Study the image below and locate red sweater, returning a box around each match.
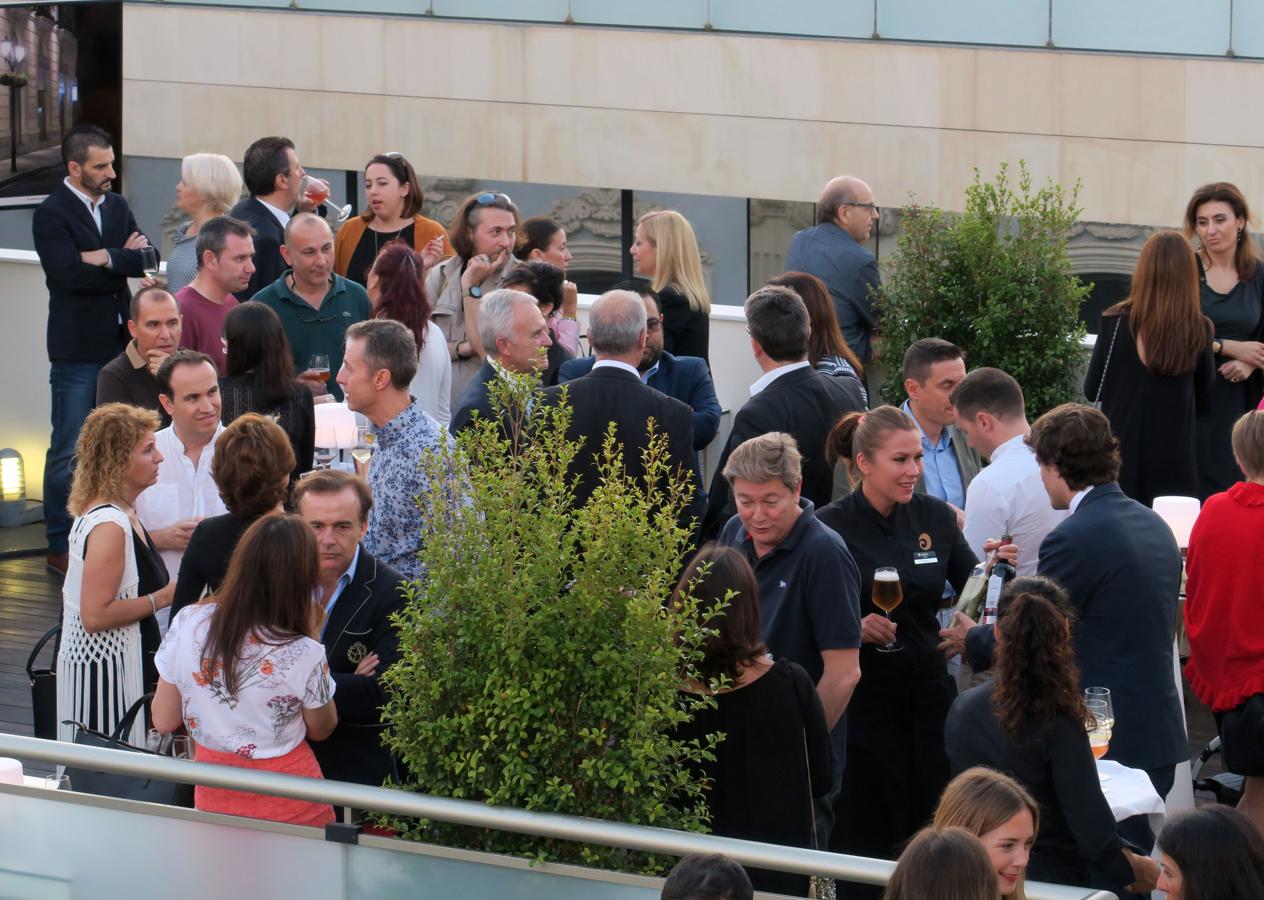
[1185,481,1264,711]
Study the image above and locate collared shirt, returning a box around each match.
[641,360,660,384]
[749,360,812,397]
[258,197,291,230]
[903,400,966,509]
[253,272,372,402]
[321,544,361,639]
[592,359,641,378]
[1068,487,1094,515]
[962,434,1067,577]
[95,341,170,425]
[64,176,103,233]
[136,422,229,586]
[364,397,458,582]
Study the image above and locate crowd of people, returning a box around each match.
[33,121,1264,896]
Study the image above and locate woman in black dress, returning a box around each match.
[170,414,294,619]
[1084,231,1214,506]
[944,576,1156,896]
[815,406,984,871]
[630,210,711,363]
[219,302,314,485]
[670,544,832,898]
[1183,182,1264,497]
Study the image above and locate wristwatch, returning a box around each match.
[1213,339,1224,355]
[465,285,483,299]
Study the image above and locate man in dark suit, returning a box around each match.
[293,470,407,788]
[700,285,866,542]
[450,289,553,434]
[947,404,1186,807]
[558,282,721,451]
[33,125,155,575]
[544,289,701,525]
[229,135,306,299]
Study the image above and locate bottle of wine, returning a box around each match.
[981,533,1016,625]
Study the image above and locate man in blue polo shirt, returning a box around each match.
[716,431,862,847]
[254,213,371,401]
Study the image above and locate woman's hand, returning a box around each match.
[1220,359,1254,383]
[860,613,898,646]
[561,280,579,319]
[1222,339,1264,369]
[153,583,176,610]
[419,236,445,271]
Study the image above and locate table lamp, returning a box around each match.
[1152,496,1201,552]
[313,403,358,466]
[0,448,25,528]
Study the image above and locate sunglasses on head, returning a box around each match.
[474,191,513,208]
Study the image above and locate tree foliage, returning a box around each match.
[380,371,718,872]
[876,162,1091,416]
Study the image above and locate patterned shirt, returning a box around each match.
[364,398,457,582]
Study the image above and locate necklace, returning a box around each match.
[373,224,405,257]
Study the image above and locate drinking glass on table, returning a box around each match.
[43,774,71,791]
[169,735,193,760]
[351,425,374,476]
[146,728,172,755]
[872,566,904,653]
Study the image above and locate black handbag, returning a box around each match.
[63,693,195,807]
[26,624,60,741]
[1219,694,1264,776]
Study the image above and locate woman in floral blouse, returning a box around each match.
[153,513,338,826]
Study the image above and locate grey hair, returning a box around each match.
[722,432,802,492]
[478,289,538,357]
[345,319,418,389]
[589,289,647,355]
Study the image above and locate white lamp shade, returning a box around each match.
[313,403,358,450]
[0,448,23,501]
[1152,496,1201,549]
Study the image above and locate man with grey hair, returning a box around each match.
[700,284,866,542]
[450,289,553,434]
[544,289,700,523]
[785,175,882,365]
[336,318,455,581]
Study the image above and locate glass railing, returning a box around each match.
[128,0,1261,59]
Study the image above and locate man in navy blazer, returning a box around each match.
[557,283,721,451]
[33,125,155,574]
[229,136,307,299]
[946,405,1186,803]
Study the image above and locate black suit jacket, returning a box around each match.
[545,366,702,527]
[701,365,865,541]
[229,196,287,300]
[309,548,407,787]
[450,360,498,434]
[964,483,1186,772]
[33,183,149,362]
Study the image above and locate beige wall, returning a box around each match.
[122,5,1264,227]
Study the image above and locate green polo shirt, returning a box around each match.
[254,271,371,401]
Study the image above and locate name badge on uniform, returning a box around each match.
[913,550,939,565]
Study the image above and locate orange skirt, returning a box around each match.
[194,741,335,827]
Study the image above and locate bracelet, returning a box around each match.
[147,593,157,614]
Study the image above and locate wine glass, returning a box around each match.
[299,175,352,223]
[1085,687,1114,730]
[872,567,904,654]
[1086,697,1112,785]
[140,246,159,279]
[351,425,374,475]
[43,774,71,791]
[302,353,331,387]
[169,735,193,760]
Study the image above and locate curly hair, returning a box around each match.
[210,414,295,518]
[992,576,1087,742]
[1026,403,1120,490]
[68,404,161,517]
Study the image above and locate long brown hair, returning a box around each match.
[672,544,768,683]
[992,577,1087,742]
[1184,181,1261,281]
[935,768,1040,900]
[884,827,1001,900]
[768,271,864,379]
[202,513,320,697]
[1104,230,1210,377]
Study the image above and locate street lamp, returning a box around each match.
[1,36,27,175]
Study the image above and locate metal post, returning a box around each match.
[620,188,634,282]
[8,84,16,174]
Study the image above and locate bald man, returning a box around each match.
[254,212,372,401]
[785,175,882,364]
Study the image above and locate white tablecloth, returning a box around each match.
[1099,760,1166,822]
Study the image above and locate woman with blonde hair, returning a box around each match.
[166,153,243,294]
[1084,229,1213,505]
[57,403,176,746]
[935,768,1039,898]
[630,210,711,363]
[883,827,1001,900]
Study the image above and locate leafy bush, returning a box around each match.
[876,162,1091,416]
[380,372,718,872]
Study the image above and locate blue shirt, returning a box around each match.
[321,544,360,639]
[903,400,966,509]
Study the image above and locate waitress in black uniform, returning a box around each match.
[816,405,983,874]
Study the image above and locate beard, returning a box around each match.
[80,171,112,197]
[639,344,663,373]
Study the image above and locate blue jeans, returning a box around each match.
[45,360,105,553]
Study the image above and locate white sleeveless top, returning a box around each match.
[56,504,146,746]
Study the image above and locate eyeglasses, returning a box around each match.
[843,201,879,212]
[646,317,662,333]
[474,191,513,208]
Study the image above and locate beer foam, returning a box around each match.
[874,569,900,582]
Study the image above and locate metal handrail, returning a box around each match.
[0,732,1114,899]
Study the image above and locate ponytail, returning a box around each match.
[825,404,916,486]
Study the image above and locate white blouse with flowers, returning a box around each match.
[155,604,335,760]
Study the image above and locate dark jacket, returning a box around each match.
[34,182,150,362]
[310,548,408,787]
[450,360,498,435]
[785,222,881,363]
[702,365,865,541]
[228,196,287,300]
[964,483,1186,772]
[558,351,722,450]
[543,365,702,527]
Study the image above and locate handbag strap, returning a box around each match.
[802,731,819,850]
[26,623,61,678]
[1094,318,1121,405]
[109,691,155,743]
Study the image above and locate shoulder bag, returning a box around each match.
[1091,318,1121,410]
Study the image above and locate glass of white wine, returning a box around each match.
[351,425,374,475]
[140,246,159,280]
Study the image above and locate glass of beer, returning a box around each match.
[301,353,331,388]
[1086,697,1112,784]
[872,566,903,654]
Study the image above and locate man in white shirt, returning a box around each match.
[136,350,228,626]
[949,367,1067,575]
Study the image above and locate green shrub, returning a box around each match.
[380,371,719,872]
[876,161,1091,416]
